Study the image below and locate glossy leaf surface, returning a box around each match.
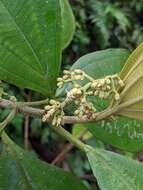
[61,0,75,49]
[0,0,62,96]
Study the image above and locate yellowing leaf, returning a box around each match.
[116,43,143,120]
[120,43,143,80]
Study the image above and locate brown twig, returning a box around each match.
[24,114,30,149]
[24,91,32,149]
[52,143,74,165]
[0,98,118,124]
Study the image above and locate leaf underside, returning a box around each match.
[86,146,143,190]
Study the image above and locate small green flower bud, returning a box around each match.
[71,71,75,75]
[86,91,93,95]
[74,110,80,115]
[57,117,62,126]
[106,85,111,90]
[57,78,63,82]
[74,69,83,74]
[105,78,111,84]
[81,98,86,104]
[52,117,57,126]
[44,105,51,110]
[100,79,105,86]
[74,75,83,80]
[42,113,50,122]
[85,110,90,114]
[94,91,99,96]
[50,99,57,105]
[91,80,98,88]
[97,83,102,87]
[48,108,55,115]
[115,92,120,101]
[69,88,82,98]
[118,79,124,87]
[63,70,70,75]
[63,75,69,80]
[57,82,63,88]
[101,86,107,91]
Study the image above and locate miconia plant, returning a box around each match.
[0,1,143,190]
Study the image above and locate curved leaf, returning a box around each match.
[57,48,130,96]
[61,0,75,49]
[0,0,62,96]
[0,132,88,190]
[85,146,143,190]
[72,49,129,78]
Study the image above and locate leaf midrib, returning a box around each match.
[0,0,44,75]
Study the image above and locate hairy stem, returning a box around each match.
[52,125,86,151]
[18,98,49,107]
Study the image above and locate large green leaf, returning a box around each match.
[0,132,88,190]
[71,48,143,152]
[85,146,143,190]
[0,0,62,96]
[61,0,75,49]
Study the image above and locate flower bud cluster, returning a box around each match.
[67,88,83,99]
[42,100,64,127]
[66,87,97,119]
[74,98,97,119]
[57,69,85,88]
[90,75,124,101]
[43,69,125,126]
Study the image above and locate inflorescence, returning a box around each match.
[42,69,125,126]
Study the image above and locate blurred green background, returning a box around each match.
[1,0,143,189]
